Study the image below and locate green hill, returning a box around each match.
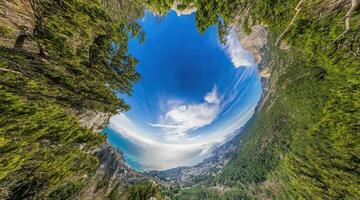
[1,0,359,199]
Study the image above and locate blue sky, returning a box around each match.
[104,11,262,171]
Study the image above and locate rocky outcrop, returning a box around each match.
[258,67,271,78]
[80,141,145,199]
[230,12,271,86]
[231,20,272,111]
[97,142,143,185]
[74,110,147,199]
[171,1,196,16]
[233,25,268,65]
[0,0,38,52]
[74,109,147,199]
[78,111,112,133]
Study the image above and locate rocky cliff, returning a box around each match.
[75,100,146,199]
[79,141,145,199]
[232,21,275,113]
[78,111,112,133]
[0,0,152,199]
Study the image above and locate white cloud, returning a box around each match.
[204,86,220,104]
[106,27,262,170]
[225,29,255,68]
[149,87,220,139]
[109,104,257,171]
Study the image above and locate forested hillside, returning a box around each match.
[1,0,359,199]
[0,0,159,199]
[145,0,360,199]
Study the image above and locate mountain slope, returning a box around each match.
[0,0,160,199]
[144,0,359,199]
[1,0,359,199]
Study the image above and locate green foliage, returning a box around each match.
[108,181,165,200]
[1,0,359,199]
[145,0,175,15]
[0,0,145,199]
[47,178,87,200]
[26,0,143,113]
[214,58,330,186]
[0,89,105,199]
[147,0,360,199]
[125,181,163,200]
[145,0,231,42]
[171,186,250,200]
[0,25,13,37]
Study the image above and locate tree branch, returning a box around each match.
[0,67,23,75]
[275,0,304,47]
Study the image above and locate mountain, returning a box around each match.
[1,0,359,199]
[79,141,145,199]
[145,17,273,189]
[144,0,359,199]
[0,0,164,199]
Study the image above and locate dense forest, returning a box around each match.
[0,0,161,199]
[145,0,360,199]
[1,0,359,199]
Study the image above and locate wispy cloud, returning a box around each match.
[149,87,221,139]
[225,29,254,68]
[107,25,261,171]
[109,104,257,170]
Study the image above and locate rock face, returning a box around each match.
[231,23,272,111]
[97,142,143,184]
[78,111,112,133]
[171,1,196,16]
[75,111,147,199]
[0,0,38,52]
[74,109,147,199]
[231,23,271,92]
[80,141,145,199]
[233,25,268,65]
